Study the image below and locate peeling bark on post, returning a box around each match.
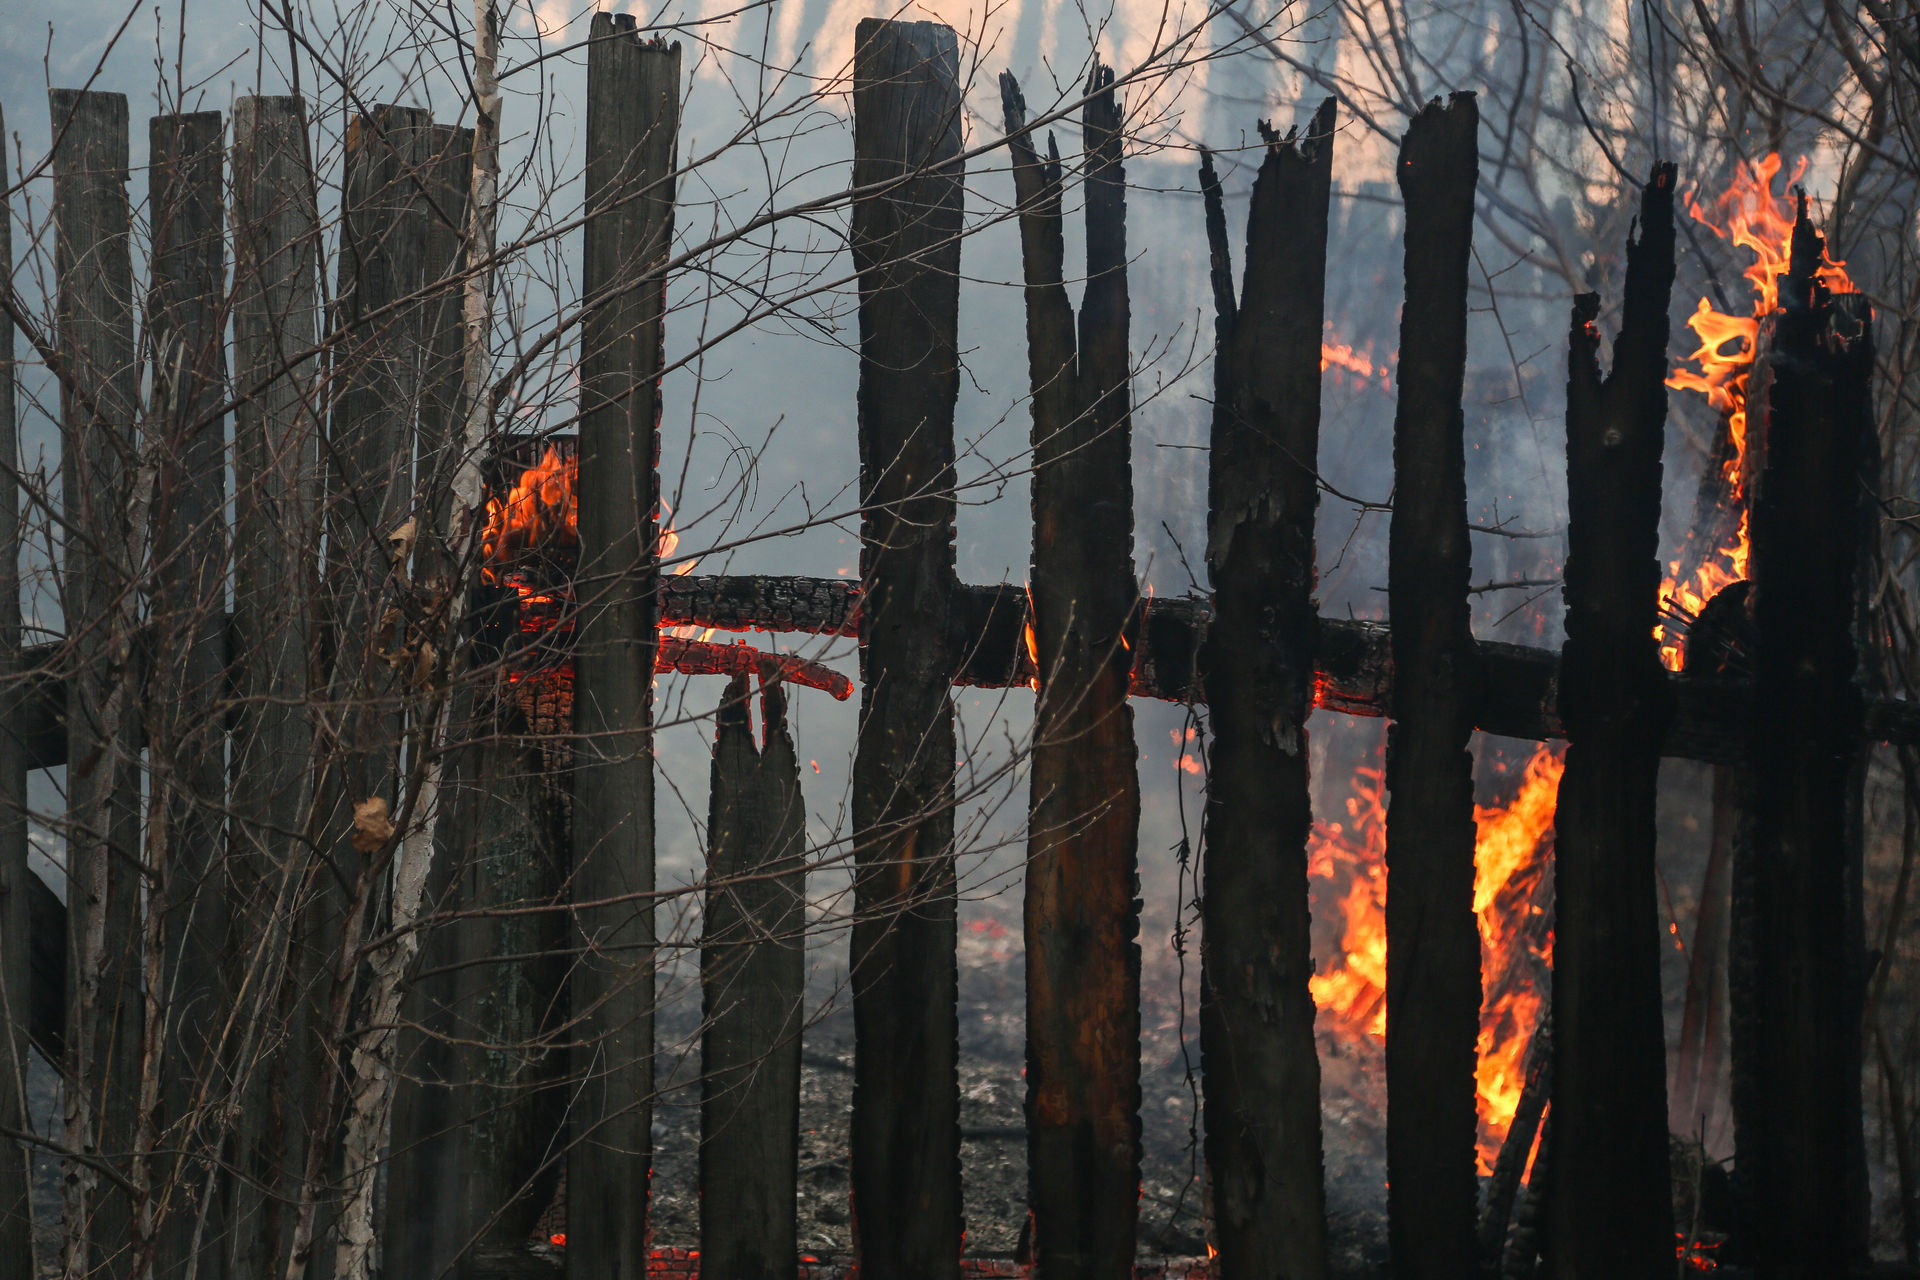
[50,87,143,1279]
[1549,164,1678,1279]
[847,20,964,1277]
[147,107,232,1279]
[1195,101,1336,1280]
[701,674,806,1279]
[227,93,323,1280]
[1732,203,1874,1278]
[1383,92,1482,1280]
[571,18,679,1276]
[0,97,31,1275]
[999,67,1143,1279]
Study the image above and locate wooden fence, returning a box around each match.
[0,13,1897,1280]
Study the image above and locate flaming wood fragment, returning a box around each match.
[1550,164,1680,1274]
[656,637,851,701]
[1193,105,1333,1280]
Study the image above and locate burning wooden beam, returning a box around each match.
[1193,104,1335,1280]
[1382,92,1482,1278]
[1732,198,1875,1271]
[1001,65,1144,1274]
[847,20,966,1274]
[701,674,807,1278]
[1549,164,1679,1272]
[570,17,679,1273]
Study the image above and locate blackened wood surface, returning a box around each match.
[0,97,29,1272]
[847,20,964,1278]
[1195,103,1334,1280]
[701,675,806,1279]
[1478,1013,1550,1270]
[50,87,143,1276]
[1001,67,1142,1279]
[147,108,232,1279]
[571,19,678,1277]
[1732,207,1874,1278]
[1548,165,1677,1279]
[1383,92,1482,1280]
[227,94,323,1280]
[415,124,474,578]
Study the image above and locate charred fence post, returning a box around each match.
[1383,92,1482,1280]
[1548,164,1679,1278]
[998,67,1143,1277]
[50,87,144,1275]
[571,17,679,1275]
[701,674,807,1278]
[1732,202,1874,1277]
[0,98,29,1273]
[227,93,323,1279]
[1193,102,1336,1280]
[147,108,232,1278]
[847,19,965,1277]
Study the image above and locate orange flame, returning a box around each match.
[1658,154,1854,669]
[481,444,577,584]
[1321,330,1392,389]
[1309,744,1563,1170]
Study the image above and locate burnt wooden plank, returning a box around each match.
[847,19,965,1277]
[226,93,324,1280]
[1731,202,1875,1277]
[1382,92,1482,1279]
[1195,102,1336,1280]
[701,674,806,1279]
[414,124,475,578]
[146,107,232,1278]
[571,17,679,1275]
[0,96,29,1271]
[1000,66,1142,1278]
[50,86,144,1276]
[1548,165,1678,1277]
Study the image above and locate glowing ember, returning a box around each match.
[1320,329,1392,390]
[1309,743,1563,1170]
[1658,154,1854,670]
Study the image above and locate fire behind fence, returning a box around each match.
[0,13,1902,1280]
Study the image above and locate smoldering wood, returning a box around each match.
[226,92,324,1280]
[146,107,233,1278]
[700,675,806,1279]
[1730,203,1875,1273]
[847,19,965,1275]
[1193,103,1334,1280]
[0,96,29,1270]
[50,86,144,1274]
[1001,66,1143,1277]
[14,576,1920,776]
[1382,92,1483,1280]
[570,18,679,1274]
[1548,165,1678,1277]
[1478,1013,1551,1270]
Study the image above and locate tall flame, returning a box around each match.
[1657,154,1854,669]
[1308,742,1564,1170]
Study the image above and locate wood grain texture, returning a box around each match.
[147,107,232,1279]
[571,18,679,1277]
[1196,102,1336,1280]
[1001,66,1142,1280]
[227,93,324,1280]
[1382,92,1482,1280]
[1547,164,1678,1279]
[701,675,806,1279]
[847,20,965,1278]
[50,86,143,1277]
